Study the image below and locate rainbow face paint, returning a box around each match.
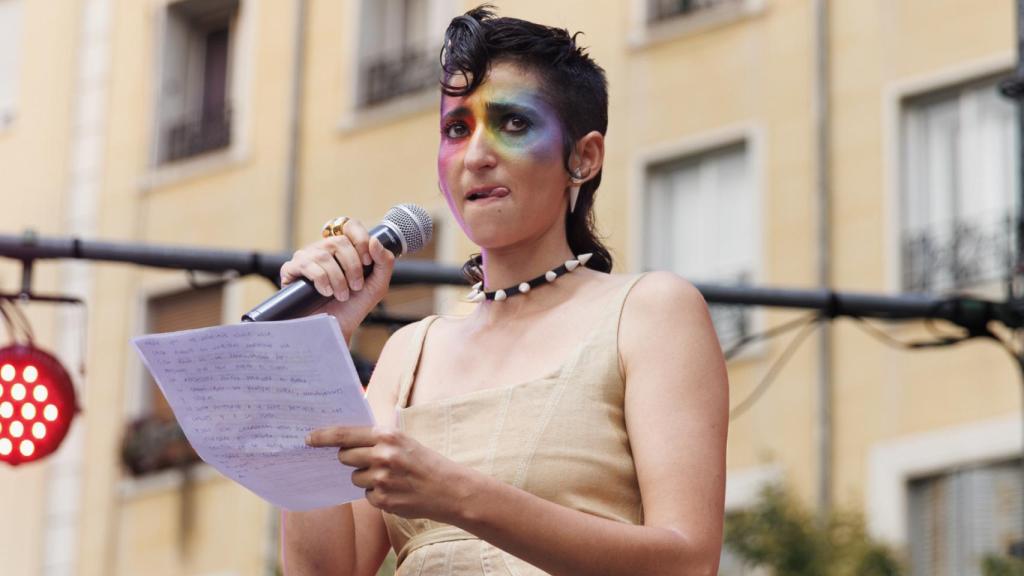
[439,90,563,161]
[436,63,573,244]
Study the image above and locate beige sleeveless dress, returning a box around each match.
[383,274,646,575]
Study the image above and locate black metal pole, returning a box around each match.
[1,232,1020,332]
[0,232,466,287]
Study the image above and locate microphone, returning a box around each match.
[242,204,433,322]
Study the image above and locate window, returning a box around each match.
[0,0,22,126]
[124,286,224,476]
[644,143,757,345]
[144,285,224,419]
[156,0,238,164]
[357,0,450,108]
[907,459,1023,576]
[901,77,1019,295]
[647,0,741,24]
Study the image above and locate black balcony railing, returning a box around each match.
[164,104,232,163]
[648,0,737,23]
[902,213,1017,294]
[706,271,753,345]
[360,47,439,108]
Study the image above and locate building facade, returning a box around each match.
[0,1,1019,574]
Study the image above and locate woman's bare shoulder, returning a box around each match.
[617,271,715,358]
[626,271,706,309]
[364,317,433,413]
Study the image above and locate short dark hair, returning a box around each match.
[440,5,614,282]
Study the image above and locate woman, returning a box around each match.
[281,7,728,575]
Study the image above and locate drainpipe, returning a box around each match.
[283,0,307,253]
[813,0,833,520]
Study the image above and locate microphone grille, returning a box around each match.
[383,204,433,254]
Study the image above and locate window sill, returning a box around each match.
[118,462,222,501]
[629,0,765,50]
[140,145,248,192]
[338,88,438,135]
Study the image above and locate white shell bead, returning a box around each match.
[494,289,508,301]
[519,282,531,293]
[472,281,483,290]
[466,289,480,300]
[545,270,558,282]
[565,259,580,272]
[471,291,487,302]
[577,253,593,265]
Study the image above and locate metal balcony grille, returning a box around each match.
[901,213,1017,293]
[648,0,737,23]
[164,105,232,163]
[708,272,753,346]
[360,47,439,108]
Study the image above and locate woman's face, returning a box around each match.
[438,62,569,250]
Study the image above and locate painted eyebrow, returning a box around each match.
[484,101,540,117]
[441,101,541,122]
[441,106,470,122]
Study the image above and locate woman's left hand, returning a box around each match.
[306,426,471,523]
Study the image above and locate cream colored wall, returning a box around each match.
[79,0,300,574]
[0,1,82,575]
[829,0,1019,511]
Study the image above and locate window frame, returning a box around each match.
[628,0,765,49]
[866,414,1023,548]
[143,0,255,190]
[883,53,1015,295]
[898,74,1018,297]
[632,123,766,359]
[338,0,456,132]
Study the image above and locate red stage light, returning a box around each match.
[0,345,78,466]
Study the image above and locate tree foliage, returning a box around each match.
[724,485,902,576]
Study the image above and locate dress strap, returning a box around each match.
[554,272,648,380]
[396,315,440,409]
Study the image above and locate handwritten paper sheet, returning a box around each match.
[131,314,375,511]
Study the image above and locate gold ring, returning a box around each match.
[321,216,350,238]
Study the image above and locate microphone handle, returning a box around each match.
[242,222,402,323]
[240,263,373,323]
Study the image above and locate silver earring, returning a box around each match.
[569,168,585,214]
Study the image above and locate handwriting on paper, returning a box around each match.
[132,314,375,511]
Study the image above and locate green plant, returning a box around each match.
[724,485,902,576]
[983,553,1024,576]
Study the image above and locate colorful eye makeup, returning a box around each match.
[439,87,563,162]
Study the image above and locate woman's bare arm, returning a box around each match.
[281,323,417,575]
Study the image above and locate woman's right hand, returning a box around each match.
[279,219,396,342]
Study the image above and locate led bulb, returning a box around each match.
[0,438,11,456]
[43,404,58,422]
[21,403,36,420]
[23,366,37,383]
[19,439,34,457]
[33,385,47,402]
[0,364,13,382]
[11,383,25,401]
[10,421,23,438]
[32,422,46,439]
